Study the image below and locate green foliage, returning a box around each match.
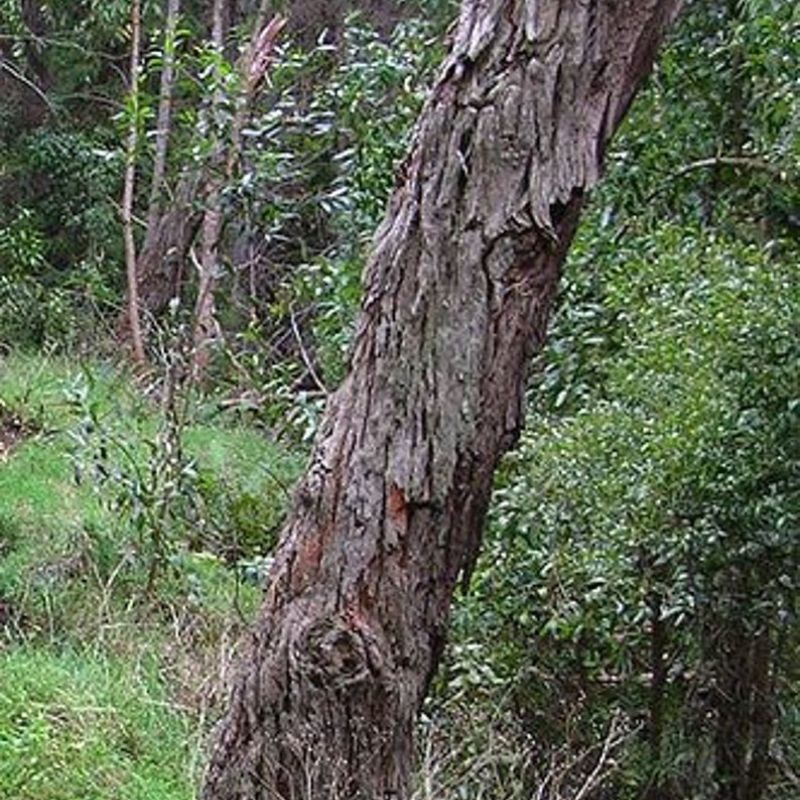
[0,2,798,797]
[456,225,800,795]
[67,367,198,592]
[12,129,122,268]
[437,11,800,790]
[0,512,20,559]
[327,16,443,236]
[0,210,54,347]
[223,15,445,437]
[64,343,299,590]
[193,466,285,564]
[0,280,77,352]
[438,15,798,794]
[0,352,290,625]
[0,209,46,275]
[603,0,799,237]
[0,131,121,351]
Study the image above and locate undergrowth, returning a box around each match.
[0,351,302,797]
[0,648,193,800]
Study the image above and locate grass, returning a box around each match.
[0,648,195,800]
[0,351,303,798]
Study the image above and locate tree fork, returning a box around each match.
[202,2,684,798]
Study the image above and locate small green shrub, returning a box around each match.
[194,468,284,562]
[66,362,198,594]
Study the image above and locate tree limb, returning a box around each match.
[0,57,54,112]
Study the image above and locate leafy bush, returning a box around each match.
[222,15,445,438]
[65,349,201,593]
[0,209,110,351]
[193,466,288,563]
[455,225,800,798]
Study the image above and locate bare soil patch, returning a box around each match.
[0,405,33,460]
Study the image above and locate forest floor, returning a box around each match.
[0,405,33,461]
[0,352,302,800]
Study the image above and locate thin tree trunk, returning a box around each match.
[714,620,753,800]
[191,7,286,378]
[714,621,775,800]
[202,2,684,798]
[145,0,181,233]
[128,2,284,337]
[646,591,669,800]
[190,0,228,379]
[122,0,146,365]
[746,630,774,800]
[119,0,181,350]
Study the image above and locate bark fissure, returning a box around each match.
[202,2,684,798]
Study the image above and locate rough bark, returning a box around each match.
[202,2,684,798]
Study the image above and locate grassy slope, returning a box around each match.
[0,353,300,799]
[0,649,193,800]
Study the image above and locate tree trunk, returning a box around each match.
[119,0,182,350]
[127,1,282,342]
[646,591,669,800]
[190,0,228,378]
[202,2,684,798]
[122,0,146,365]
[714,622,775,800]
[145,0,181,234]
[746,630,774,800]
[190,7,286,378]
[136,171,201,316]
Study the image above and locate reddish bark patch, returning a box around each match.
[291,532,324,592]
[388,484,408,525]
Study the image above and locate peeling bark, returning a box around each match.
[202,2,684,798]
